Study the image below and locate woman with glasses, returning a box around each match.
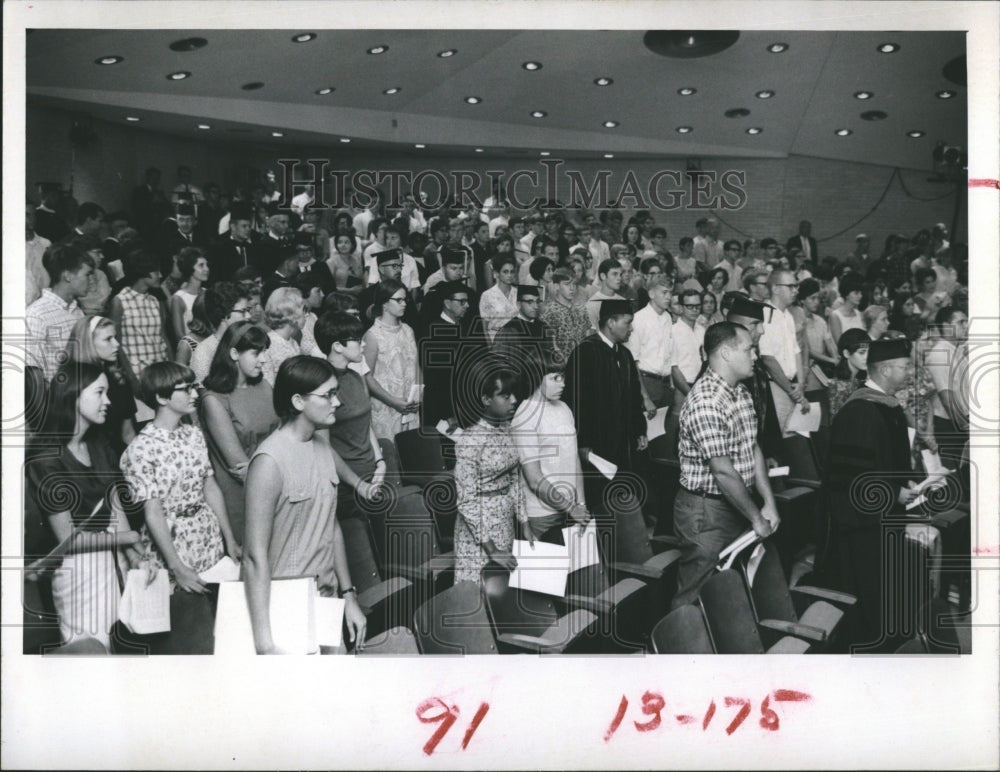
[828,329,871,419]
[189,282,251,382]
[260,287,307,387]
[201,322,279,546]
[243,356,368,654]
[120,361,241,653]
[363,280,420,441]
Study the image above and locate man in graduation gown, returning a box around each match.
[563,299,648,560]
[492,284,553,395]
[358,248,420,331]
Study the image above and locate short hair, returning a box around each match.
[440,281,470,302]
[678,236,694,249]
[704,321,745,358]
[314,311,365,357]
[743,269,767,291]
[709,266,730,286]
[639,257,661,275]
[724,239,742,252]
[44,361,107,440]
[934,306,964,328]
[429,216,449,235]
[204,282,247,329]
[322,292,360,315]
[176,246,206,282]
[797,277,821,298]
[760,238,777,249]
[597,258,620,279]
[839,271,866,298]
[695,217,708,229]
[333,231,358,254]
[139,361,196,410]
[520,347,566,397]
[372,278,406,319]
[126,250,160,283]
[491,253,516,274]
[528,257,554,281]
[649,227,666,239]
[76,202,105,226]
[914,267,937,286]
[233,265,262,284]
[203,322,271,394]
[42,243,88,285]
[598,302,633,329]
[550,267,574,284]
[265,286,306,329]
[647,275,673,292]
[681,288,702,303]
[272,355,337,421]
[837,327,871,356]
[862,304,888,330]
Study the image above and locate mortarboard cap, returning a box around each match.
[867,338,910,367]
[727,295,766,322]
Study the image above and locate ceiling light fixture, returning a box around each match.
[676,126,693,134]
[907,130,925,138]
[746,127,763,135]
[540,151,551,156]
[755,90,775,99]
[877,43,900,53]
[242,82,264,91]
[169,37,208,52]
[292,33,316,43]
[167,71,191,80]
[678,87,697,96]
[125,116,140,122]
[415,144,425,149]
[835,128,853,136]
[437,49,457,58]
[197,124,211,130]
[594,77,613,86]
[383,87,401,95]
[522,62,542,71]
[767,43,788,53]
[464,96,482,104]
[644,30,740,58]
[272,131,284,137]
[340,138,351,143]
[530,110,547,118]
[602,120,619,128]
[474,148,484,153]
[936,90,956,99]
[854,91,874,100]
[604,153,615,159]
[95,55,123,65]
[315,87,335,95]
[367,45,388,55]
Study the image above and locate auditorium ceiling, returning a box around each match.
[26,29,967,170]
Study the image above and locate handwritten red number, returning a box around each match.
[723,697,751,735]
[759,695,780,731]
[633,691,665,732]
[461,703,490,750]
[774,689,812,703]
[416,698,459,756]
[702,699,716,730]
[604,695,629,742]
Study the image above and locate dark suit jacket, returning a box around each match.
[253,233,293,275]
[210,236,260,282]
[420,317,465,426]
[785,234,819,261]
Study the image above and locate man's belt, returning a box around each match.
[680,486,724,501]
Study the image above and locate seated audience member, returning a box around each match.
[327,231,364,296]
[189,283,251,382]
[913,267,948,322]
[175,294,212,367]
[109,251,170,383]
[863,303,890,341]
[828,329,870,419]
[261,247,301,308]
[201,322,279,545]
[453,362,523,583]
[120,361,241,654]
[672,322,780,608]
[27,363,142,651]
[362,280,421,440]
[168,247,209,343]
[72,239,113,316]
[26,242,90,381]
[698,289,724,327]
[243,356,368,654]
[670,289,707,416]
[479,254,519,344]
[829,271,866,343]
[510,352,591,542]
[64,315,138,453]
[260,287,307,387]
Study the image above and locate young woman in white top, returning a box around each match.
[828,271,866,343]
[169,247,209,343]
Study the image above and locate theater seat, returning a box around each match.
[650,605,716,654]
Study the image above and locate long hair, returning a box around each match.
[203,322,271,394]
[44,362,106,442]
[64,315,129,387]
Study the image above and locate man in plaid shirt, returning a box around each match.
[671,321,781,609]
[25,242,90,381]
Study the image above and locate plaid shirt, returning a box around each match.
[117,287,168,376]
[25,289,84,381]
[678,365,757,495]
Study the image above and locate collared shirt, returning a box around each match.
[588,238,611,266]
[719,259,743,293]
[759,304,801,380]
[626,302,674,377]
[678,366,757,495]
[864,378,886,394]
[671,319,705,383]
[117,287,169,377]
[26,233,52,305]
[25,288,84,380]
[488,215,509,238]
[692,235,723,269]
[924,338,967,420]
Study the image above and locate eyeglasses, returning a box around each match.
[381,263,402,269]
[774,283,799,289]
[172,382,199,394]
[683,303,703,309]
[449,298,471,305]
[229,306,251,317]
[306,389,340,402]
[389,295,407,303]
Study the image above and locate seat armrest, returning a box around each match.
[497,610,598,653]
[759,618,827,643]
[774,487,817,504]
[565,578,646,616]
[650,534,680,549]
[791,585,857,607]
[643,549,681,574]
[784,477,821,490]
[358,577,412,611]
[611,561,661,581]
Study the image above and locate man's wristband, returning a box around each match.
[340,586,357,598]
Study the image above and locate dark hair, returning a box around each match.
[934,305,964,329]
[743,269,767,292]
[373,278,406,318]
[314,310,364,356]
[529,257,554,281]
[521,347,565,397]
[233,265,262,284]
[681,288,702,303]
[76,202,105,226]
[333,231,358,254]
[839,271,866,299]
[205,282,247,330]
[203,322,270,394]
[598,302,633,329]
[491,253,516,274]
[797,277,821,299]
[366,217,388,239]
[176,246,206,282]
[914,267,936,287]
[679,236,694,250]
[597,258,619,279]
[709,266,730,286]
[440,281,470,302]
[723,239,742,252]
[126,250,159,283]
[138,361,196,410]
[186,293,212,337]
[44,362,106,441]
[322,292,360,315]
[272,356,337,422]
[42,243,88,285]
[703,322,745,358]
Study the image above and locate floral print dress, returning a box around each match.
[453,419,526,583]
[368,318,418,440]
[120,422,224,588]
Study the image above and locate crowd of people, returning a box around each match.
[23,165,972,654]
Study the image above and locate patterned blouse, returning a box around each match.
[261,331,301,387]
[540,298,593,366]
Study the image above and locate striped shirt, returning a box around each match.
[678,365,757,495]
[25,289,84,380]
[117,287,168,376]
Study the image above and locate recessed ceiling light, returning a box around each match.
[604,153,615,159]
[936,90,956,99]
[167,71,191,80]
[861,110,888,121]
[169,37,208,52]
[854,91,874,100]
[530,110,547,118]
[594,77,613,86]
[383,87,401,95]
[272,131,284,137]
[437,49,457,58]
[197,124,211,130]
[755,90,775,99]
[677,87,697,96]
[877,43,900,54]
[474,148,484,153]
[676,126,693,134]
[315,87,335,95]
[340,137,351,143]
[292,33,316,43]
[746,127,763,135]
[522,62,542,71]
[125,116,140,122]
[540,151,551,156]
[602,120,619,128]
[367,45,388,55]
[767,43,788,53]
[415,144,425,149]
[464,96,482,105]
[725,108,750,118]
[242,82,264,91]
[95,55,123,65]
[907,130,925,138]
[835,128,853,136]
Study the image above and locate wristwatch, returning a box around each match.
[339,585,357,598]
